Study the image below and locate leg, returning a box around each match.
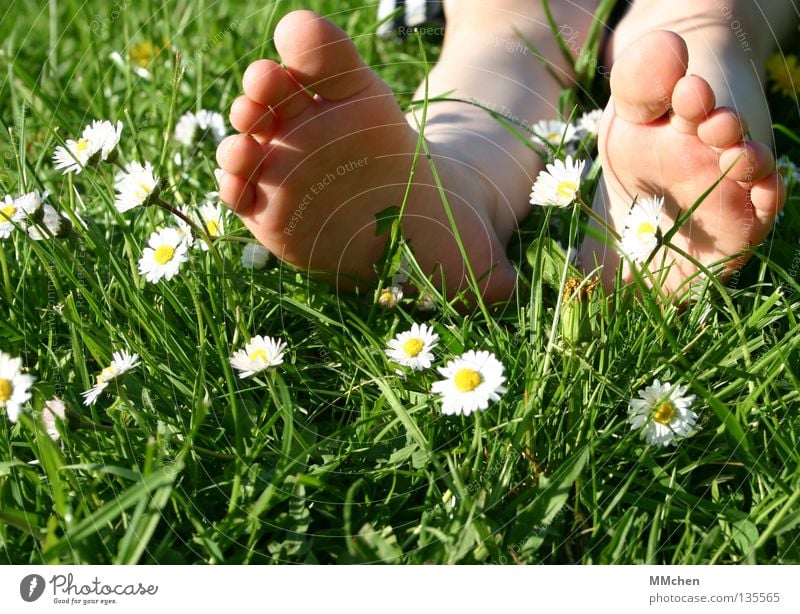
[582,0,794,293]
[217,1,599,303]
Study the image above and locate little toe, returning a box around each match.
[750,172,786,226]
[216,134,266,180]
[719,141,774,184]
[697,108,748,149]
[610,30,689,124]
[242,59,312,120]
[230,95,277,137]
[219,173,255,214]
[274,10,376,101]
[670,75,715,134]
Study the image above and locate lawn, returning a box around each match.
[1,0,799,564]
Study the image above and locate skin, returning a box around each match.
[216,0,794,302]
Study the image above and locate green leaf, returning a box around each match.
[526,237,580,290]
[508,446,590,548]
[374,206,401,237]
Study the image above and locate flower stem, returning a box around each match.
[578,198,620,241]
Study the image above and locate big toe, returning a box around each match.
[274,10,377,101]
[610,30,689,124]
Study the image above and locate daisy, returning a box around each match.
[386,323,439,370]
[173,206,195,248]
[0,351,35,423]
[531,119,578,150]
[431,350,507,416]
[174,110,227,147]
[197,200,225,251]
[114,161,160,212]
[28,204,70,240]
[378,285,403,308]
[138,227,189,283]
[14,189,47,218]
[241,243,270,269]
[214,168,226,186]
[229,335,287,378]
[577,109,603,139]
[82,350,140,406]
[619,196,664,264]
[53,120,123,174]
[416,291,436,312]
[627,379,698,447]
[529,155,586,208]
[43,397,66,441]
[0,195,27,238]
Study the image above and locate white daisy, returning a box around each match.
[416,291,437,312]
[431,350,507,416]
[619,196,664,264]
[0,351,35,423]
[173,206,195,248]
[28,204,69,240]
[214,168,226,186]
[378,285,403,308]
[114,161,160,212]
[82,350,140,406]
[529,155,586,208]
[138,227,190,283]
[241,243,270,269]
[14,189,47,218]
[197,200,225,251]
[229,335,287,378]
[43,397,66,441]
[576,109,603,139]
[0,195,27,238]
[532,119,578,150]
[627,379,698,447]
[174,110,227,147]
[53,120,123,174]
[385,323,439,370]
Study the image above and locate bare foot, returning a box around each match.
[583,30,786,294]
[216,10,517,302]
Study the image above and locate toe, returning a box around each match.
[719,141,774,184]
[610,31,688,124]
[216,134,266,180]
[697,108,748,148]
[243,59,313,120]
[670,75,715,134]
[219,173,256,215]
[230,95,277,137]
[751,172,786,226]
[274,10,375,101]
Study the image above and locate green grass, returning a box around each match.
[1,0,800,564]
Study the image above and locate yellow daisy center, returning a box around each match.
[76,139,90,152]
[248,349,268,363]
[97,365,116,385]
[636,222,656,241]
[206,220,219,236]
[135,182,153,202]
[1,204,16,219]
[556,181,577,199]
[154,245,175,265]
[0,378,12,403]
[402,338,425,357]
[454,368,482,392]
[653,401,676,424]
[379,291,395,304]
[548,133,559,142]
